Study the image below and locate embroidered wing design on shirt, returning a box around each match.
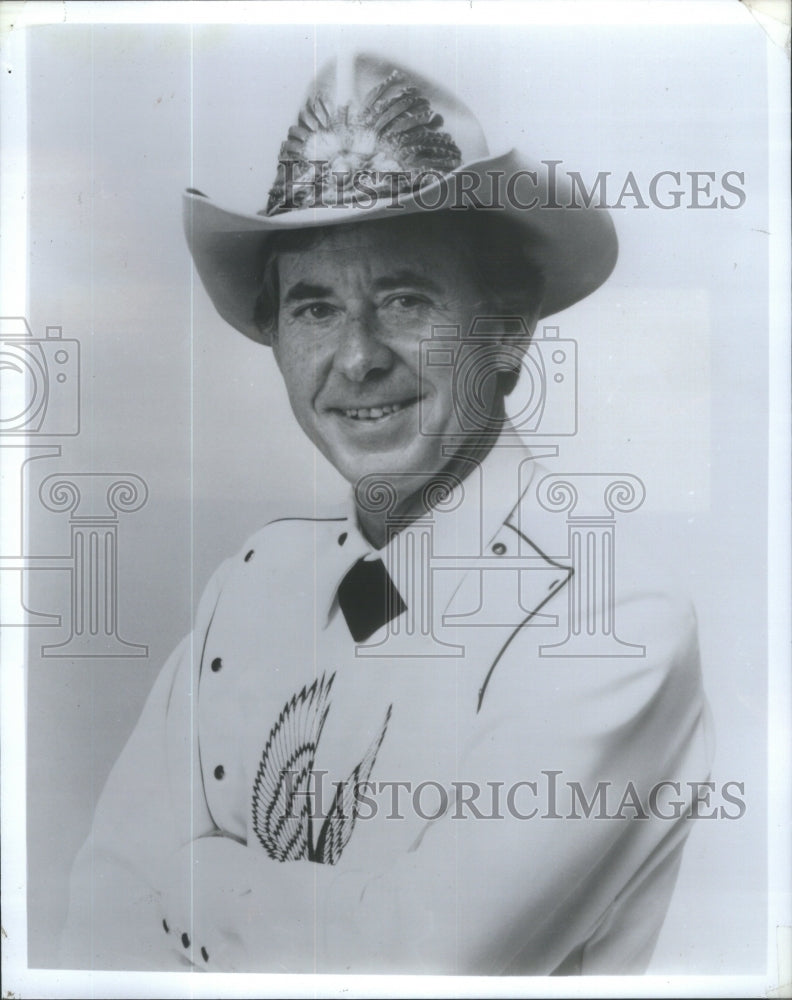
[312,703,392,865]
[251,672,392,865]
[251,673,334,861]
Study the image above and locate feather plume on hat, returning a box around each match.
[266,70,462,214]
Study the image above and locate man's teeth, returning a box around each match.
[343,401,406,420]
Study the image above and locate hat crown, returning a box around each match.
[264,52,489,216]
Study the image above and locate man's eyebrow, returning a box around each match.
[283,281,335,304]
[373,271,442,294]
[282,272,443,304]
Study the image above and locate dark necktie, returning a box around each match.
[337,557,407,642]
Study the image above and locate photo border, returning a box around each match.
[1,1,789,996]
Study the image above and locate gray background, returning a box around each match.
[23,22,768,971]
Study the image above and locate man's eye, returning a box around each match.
[381,294,431,311]
[294,302,337,320]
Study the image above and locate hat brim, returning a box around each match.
[183,149,618,345]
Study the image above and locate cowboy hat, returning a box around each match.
[183,52,618,345]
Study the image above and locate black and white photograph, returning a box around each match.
[1,1,790,996]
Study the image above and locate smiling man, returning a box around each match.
[262,213,543,545]
[60,53,712,975]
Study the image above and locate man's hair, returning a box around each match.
[253,211,546,396]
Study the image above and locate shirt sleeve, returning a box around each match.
[57,559,233,970]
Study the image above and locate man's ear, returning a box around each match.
[522,300,542,344]
[525,316,541,351]
[269,330,282,367]
[492,312,538,363]
[491,312,540,398]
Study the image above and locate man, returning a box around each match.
[61,52,712,975]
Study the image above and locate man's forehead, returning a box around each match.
[276,220,470,284]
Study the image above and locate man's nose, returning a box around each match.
[332,313,393,382]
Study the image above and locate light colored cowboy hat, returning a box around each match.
[184,52,618,346]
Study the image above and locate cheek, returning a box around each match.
[274,336,320,402]
[427,361,457,405]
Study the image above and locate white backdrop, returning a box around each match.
[8,7,777,984]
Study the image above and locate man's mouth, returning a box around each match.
[337,398,419,422]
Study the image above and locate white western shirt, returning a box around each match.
[61,432,713,974]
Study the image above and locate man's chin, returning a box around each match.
[333,450,444,500]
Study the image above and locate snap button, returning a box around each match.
[492,542,507,555]
[211,657,222,673]
[214,765,225,780]
[244,549,255,562]
[338,532,348,546]
[181,932,190,948]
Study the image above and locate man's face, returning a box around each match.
[272,220,508,498]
